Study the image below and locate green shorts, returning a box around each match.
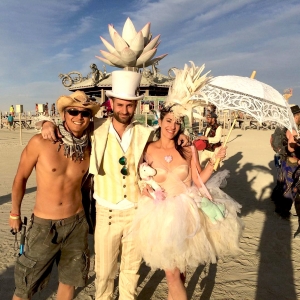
[14,210,89,299]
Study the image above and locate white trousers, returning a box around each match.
[94,204,142,300]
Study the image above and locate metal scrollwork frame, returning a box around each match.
[58,72,83,87]
[59,64,110,88]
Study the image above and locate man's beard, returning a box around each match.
[113,111,134,125]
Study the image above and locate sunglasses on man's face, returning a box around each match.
[119,156,128,176]
[66,109,91,118]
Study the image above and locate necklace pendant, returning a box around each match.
[164,155,173,163]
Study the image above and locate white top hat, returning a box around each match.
[106,70,144,101]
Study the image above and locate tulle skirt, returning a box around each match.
[131,170,243,272]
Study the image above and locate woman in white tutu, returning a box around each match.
[132,63,243,300]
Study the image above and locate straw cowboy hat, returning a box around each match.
[106,70,144,101]
[56,90,100,118]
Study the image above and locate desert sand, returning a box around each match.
[0,127,300,300]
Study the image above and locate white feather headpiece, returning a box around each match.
[164,61,211,120]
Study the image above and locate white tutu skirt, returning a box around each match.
[131,170,243,272]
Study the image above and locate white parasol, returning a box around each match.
[193,74,298,170]
[195,75,298,133]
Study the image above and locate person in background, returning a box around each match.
[10,105,15,117]
[44,102,49,116]
[100,97,113,118]
[51,103,56,116]
[271,105,300,222]
[196,111,222,168]
[7,113,14,131]
[35,103,38,116]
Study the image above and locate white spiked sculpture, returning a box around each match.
[96,17,168,70]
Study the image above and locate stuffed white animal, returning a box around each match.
[139,162,166,201]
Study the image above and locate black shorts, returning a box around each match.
[14,210,89,299]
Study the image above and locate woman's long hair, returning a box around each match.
[155,105,188,160]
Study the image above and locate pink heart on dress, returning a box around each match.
[164,155,173,163]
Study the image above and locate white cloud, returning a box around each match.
[53,16,96,46]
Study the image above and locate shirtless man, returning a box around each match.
[9,90,100,300]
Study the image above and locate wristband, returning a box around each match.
[207,159,214,167]
[10,211,20,217]
[10,215,20,220]
[207,160,215,172]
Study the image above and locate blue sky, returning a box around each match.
[0,0,299,113]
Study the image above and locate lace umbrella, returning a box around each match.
[195,75,297,133]
[193,75,298,170]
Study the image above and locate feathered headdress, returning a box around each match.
[164,61,211,120]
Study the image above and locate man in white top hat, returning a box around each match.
[90,70,150,300]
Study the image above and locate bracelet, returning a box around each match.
[9,215,20,220]
[10,211,20,217]
[207,159,214,167]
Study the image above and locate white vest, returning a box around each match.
[93,132,139,204]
